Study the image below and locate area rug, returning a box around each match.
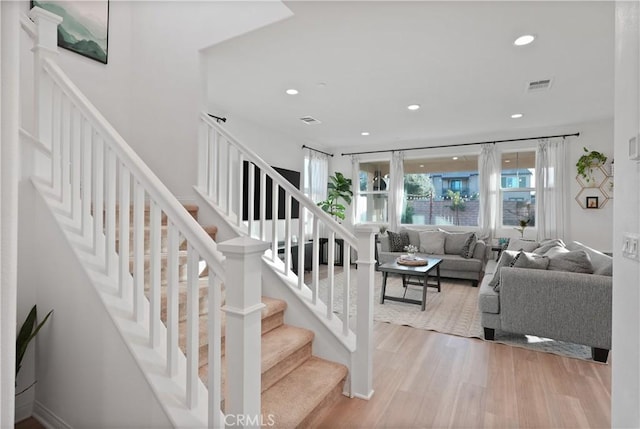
[317,269,598,362]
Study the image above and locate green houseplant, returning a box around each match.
[16,305,52,395]
[576,147,607,184]
[317,172,353,221]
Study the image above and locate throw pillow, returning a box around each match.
[387,230,410,252]
[511,251,550,270]
[418,230,446,254]
[441,231,475,255]
[533,239,566,255]
[488,250,519,291]
[401,228,423,248]
[547,250,594,274]
[507,238,539,252]
[460,233,478,259]
[566,241,613,276]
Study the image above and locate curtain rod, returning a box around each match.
[302,144,334,157]
[340,132,580,156]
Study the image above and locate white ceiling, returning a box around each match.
[204,1,614,151]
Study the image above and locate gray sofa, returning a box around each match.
[377,228,487,286]
[478,240,612,362]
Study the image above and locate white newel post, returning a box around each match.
[352,225,377,400]
[218,237,269,429]
[30,7,61,183]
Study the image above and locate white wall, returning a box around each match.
[613,2,640,426]
[127,1,292,200]
[331,117,614,250]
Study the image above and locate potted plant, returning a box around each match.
[317,172,353,221]
[16,305,52,395]
[576,147,607,185]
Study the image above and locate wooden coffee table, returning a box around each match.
[378,257,442,311]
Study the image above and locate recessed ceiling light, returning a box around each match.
[452,156,459,160]
[361,132,370,136]
[419,164,424,168]
[505,160,511,163]
[514,34,535,46]
[511,113,524,119]
[407,104,421,111]
[286,88,299,95]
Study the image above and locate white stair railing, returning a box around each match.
[197,114,376,399]
[22,7,249,427]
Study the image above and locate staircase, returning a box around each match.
[124,203,348,427]
[19,7,375,428]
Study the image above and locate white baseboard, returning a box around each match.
[33,401,72,429]
[15,402,33,424]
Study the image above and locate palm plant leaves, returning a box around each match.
[16,305,53,377]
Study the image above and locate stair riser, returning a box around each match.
[161,286,209,325]
[261,342,312,393]
[297,378,347,428]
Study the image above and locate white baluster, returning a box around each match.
[197,121,207,192]
[92,135,104,257]
[237,152,244,227]
[259,170,266,241]
[343,243,351,336]
[226,140,232,217]
[271,180,278,263]
[105,147,117,278]
[149,201,162,349]
[60,95,70,208]
[208,273,223,428]
[70,106,81,221]
[133,181,145,323]
[312,216,320,304]
[248,162,255,237]
[215,130,222,207]
[297,206,305,289]
[166,223,179,377]
[186,244,200,409]
[284,193,291,275]
[327,231,335,319]
[51,85,61,194]
[80,118,92,239]
[118,164,130,298]
[207,126,215,198]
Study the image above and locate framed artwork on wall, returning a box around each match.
[586,196,599,209]
[31,1,109,64]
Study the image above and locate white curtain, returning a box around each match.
[304,148,329,236]
[350,155,360,225]
[536,138,568,240]
[304,148,328,204]
[388,151,405,231]
[478,143,499,241]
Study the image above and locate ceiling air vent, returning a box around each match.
[526,78,553,93]
[299,116,322,125]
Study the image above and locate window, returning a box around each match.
[501,151,536,227]
[357,161,389,223]
[402,155,480,226]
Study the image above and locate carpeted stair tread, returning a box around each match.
[261,356,348,428]
[260,325,313,375]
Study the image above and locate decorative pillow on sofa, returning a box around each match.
[488,250,519,291]
[533,239,566,255]
[507,238,539,252]
[387,230,410,252]
[511,251,550,270]
[440,231,476,256]
[419,231,446,254]
[547,249,594,274]
[400,228,423,248]
[566,241,613,276]
[460,233,478,259]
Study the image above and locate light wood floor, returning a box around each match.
[318,322,611,428]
